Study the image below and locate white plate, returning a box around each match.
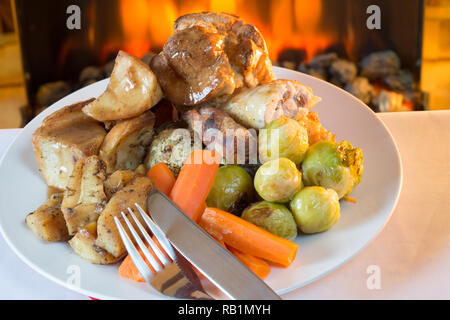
[0,67,402,299]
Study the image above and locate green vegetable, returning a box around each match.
[290,186,340,233]
[301,140,363,198]
[258,117,309,165]
[254,158,302,203]
[241,201,298,240]
[206,165,254,215]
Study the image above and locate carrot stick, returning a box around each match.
[169,150,220,222]
[147,163,176,196]
[227,246,271,279]
[199,207,298,267]
[119,253,145,282]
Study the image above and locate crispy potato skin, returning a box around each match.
[95,176,153,257]
[99,110,155,173]
[83,51,163,121]
[25,193,70,242]
[103,170,137,199]
[61,156,107,235]
[69,228,122,265]
[32,99,107,190]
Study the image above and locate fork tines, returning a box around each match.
[114,203,176,283]
[114,203,212,299]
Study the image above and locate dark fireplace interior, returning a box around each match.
[13,0,428,122]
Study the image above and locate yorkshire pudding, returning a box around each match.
[150,12,274,107]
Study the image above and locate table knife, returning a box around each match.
[147,190,281,300]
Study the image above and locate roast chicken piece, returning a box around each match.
[95,176,153,257]
[83,51,163,121]
[220,79,321,129]
[99,110,155,173]
[61,156,107,235]
[183,107,257,164]
[150,12,274,107]
[25,193,70,242]
[32,99,107,190]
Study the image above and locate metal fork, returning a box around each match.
[114,203,213,299]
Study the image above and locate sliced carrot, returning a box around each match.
[119,254,144,282]
[119,236,170,283]
[199,207,299,267]
[169,150,220,222]
[344,196,357,203]
[227,246,271,279]
[147,162,176,196]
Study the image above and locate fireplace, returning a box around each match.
[13,0,432,119]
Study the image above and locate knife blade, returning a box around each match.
[147,190,281,300]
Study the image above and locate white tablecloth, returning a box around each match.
[1,111,450,300]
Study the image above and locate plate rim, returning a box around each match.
[0,67,403,299]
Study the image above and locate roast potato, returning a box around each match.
[69,225,122,265]
[25,193,70,242]
[95,176,153,257]
[32,99,107,190]
[103,169,137,199]
[83,50,163,121]
[99,110,155,173]
[61,156,107,235]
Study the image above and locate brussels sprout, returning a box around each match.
[241,201,297,240]
[254,158,302,203]
[290,186,340,233]
[206,165,254,215]
[258,117,309,165]
[301,140,363,198]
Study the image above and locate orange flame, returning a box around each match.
[116,0,335,62]
[269,0,332,61]
[120,0,151,57]
[147,0,178,49]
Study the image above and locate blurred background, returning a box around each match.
[0,0,449,128]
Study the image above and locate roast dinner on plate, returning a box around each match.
[25,12,363,282]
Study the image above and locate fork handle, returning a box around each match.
[150,263,213,300]
[172,281,214,300]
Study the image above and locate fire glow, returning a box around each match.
[117,0,335,62]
